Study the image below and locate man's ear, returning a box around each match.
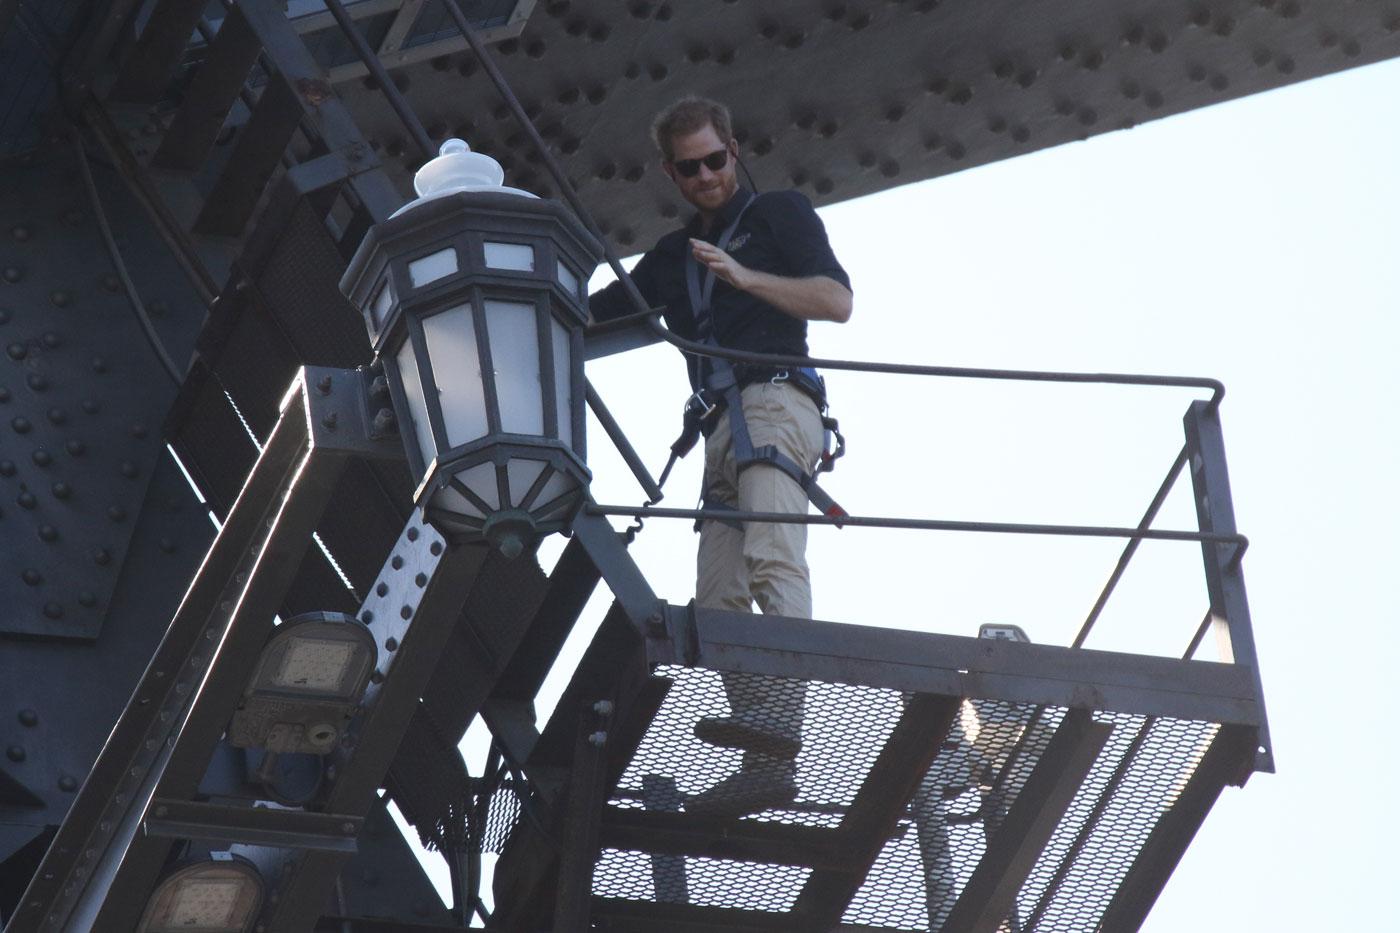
[728,137,739,159]
[661,160,678,185]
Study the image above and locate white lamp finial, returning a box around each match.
[393,137,536,217]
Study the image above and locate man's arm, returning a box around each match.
[688,238,853,323]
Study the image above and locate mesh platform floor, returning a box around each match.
[585,665,1219,931]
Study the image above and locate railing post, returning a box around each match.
[1182,400,1273,775]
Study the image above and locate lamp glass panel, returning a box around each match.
[423,304,489,447]
[408,247,458,287]
[535,469,576,513]
[506,458,546,507]
[550,318,573,447]
[167,878,242,926]
[433,484,484,520]
[272,638,355,693]
[394,338,435,468]
[484,300,544,435]
[556,260,579,298]
[453,461,500,512]
[371,279,393,329]
[484,241,535,271]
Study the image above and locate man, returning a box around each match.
[590,97,852,817]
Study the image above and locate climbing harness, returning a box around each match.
[654,191,848,528]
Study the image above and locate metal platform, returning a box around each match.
[486,599,1259,933]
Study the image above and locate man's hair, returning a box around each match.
[650,96,732,161]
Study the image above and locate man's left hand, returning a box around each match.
[690,238,752,291]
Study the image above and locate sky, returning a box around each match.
[404,55,1399,930]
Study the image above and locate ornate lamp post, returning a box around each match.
[342,140,602,557]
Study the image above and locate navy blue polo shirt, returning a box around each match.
[589,187,850,380]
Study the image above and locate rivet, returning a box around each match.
[315,374,333,395]
[0,309,9,324]
[879,159,900,178]
[120,461,138,478]
[12,225,30,242]
[81,399,99,414]
[108,505,127,522]
[946,141,967,160]
[1144,89,1164,109]
[17,488,36,508]
[47,408,66,425]
[988,116,1007,133]
[1276,56,1295,74]
[131,423,148,439]
[815,178,834,195]
[6,745,24,762]
[1341,38,1360,57]
[91,357,107,373]
[1016,69,1038,89]
[66,439,84,456]
[0,460,12,476]
[321,412,338,430]
[883,104,905,123]
[947,84,973,105]
[101,274,121,293]
[849,11,871,29]
[18,709,38,727]
[78,592,96,607]
[430,541,443,555]
[1081,49,1105,70]
[414,572,428,587]
[1209,73,1228,90]
[407,526,420,542]
[369,670,383,684]
[32,449,51,467]
[391,555,404,570]
[43,603,62,620]
[1077,106,1098,126]
[1,268,18,283]
[1123,24,1145,45]
[38,525,58,542]
[623,61,640,79]
[159,537,175,553]
[94,548,111,565]
[21,568,42,586]
[58,775,77,791]
[387,634,400,649]
[1252,47,1273,67]
[26,373,47,391]
[41,332,59,349]
[1147,33,1169,53]
[361,610,374,624]
[1213,15,1235,37]
[50,291,71,308]
[376,582,388,596]
[655,2,671,20]
[6,343,25,361]
[52,482,71,500]
[0,387,8,402]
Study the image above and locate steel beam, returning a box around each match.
[553,710,611,932]
[599,808,847,871]
[1183,400,1273,774]
[1095,725,1253,933]
[6,368,374,933]
[792,694,961,927]
[938,710,1114,933]
[260,520,485,931]
[142,799,363,853]
[657,607,1260,726]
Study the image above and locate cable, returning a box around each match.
[71,125,185,386]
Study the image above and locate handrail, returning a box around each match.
[643,314,1226,408]
[584,503,1248,558]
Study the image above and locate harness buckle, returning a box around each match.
[685,389,718,421]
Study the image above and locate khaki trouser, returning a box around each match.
[696,379,824,745]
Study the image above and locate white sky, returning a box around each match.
[415,56,1399,930]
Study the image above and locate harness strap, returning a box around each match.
[665,191,846,526]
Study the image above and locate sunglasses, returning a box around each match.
[671,148,730,177]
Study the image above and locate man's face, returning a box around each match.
[663,123,739,215]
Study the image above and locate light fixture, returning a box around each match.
[136,853,263,933]
[341,139,601,557]
[228,611,377,755]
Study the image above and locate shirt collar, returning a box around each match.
[687,186,754,238]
